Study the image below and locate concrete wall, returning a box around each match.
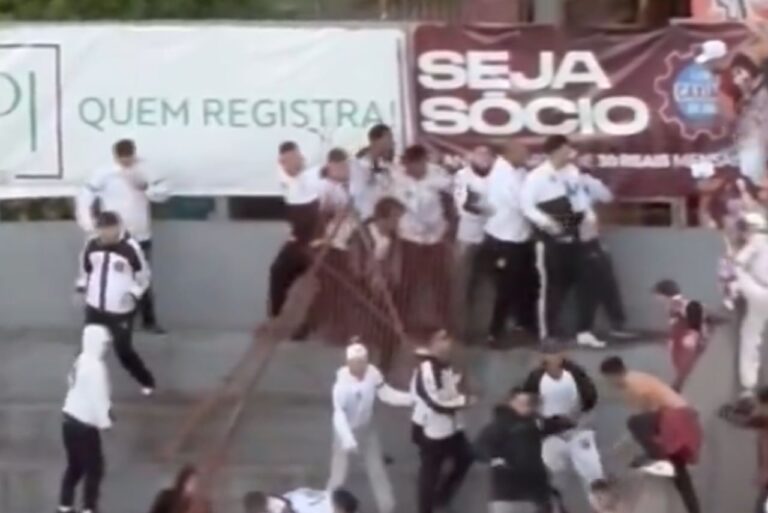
[0,221,724,330]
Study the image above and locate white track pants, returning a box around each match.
[737,269,768,392]
[326,427,394,513]
[542,430,604,488]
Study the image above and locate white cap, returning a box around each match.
[744,212,768,229]
[695,39,728,64]
[346,342,368,361]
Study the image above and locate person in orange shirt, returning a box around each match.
[600,357,701,513]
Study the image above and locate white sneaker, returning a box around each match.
[640,460,676,477]
[577,332,606,348]
[141,387,155,397]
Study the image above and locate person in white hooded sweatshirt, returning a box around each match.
[326,340,413,513]
[58,325,113,513]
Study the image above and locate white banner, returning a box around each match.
[0,24,407,198]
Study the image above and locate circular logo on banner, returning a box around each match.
[672,64,720,124]
[654,49,728,140]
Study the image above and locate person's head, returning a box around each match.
[278,141,305,176]
[243,491,268,513]
[428,329,453,361]
[95,211,122,244]
[402,144,429,179]
[372,197,405,234]
[331,489,359,513]
[171,464,200,498]
[540,344,566,378]
[326,148,350,182]
[503,140,529,167]
[468,144,495,174]
[507,387,534,417]
[756,386,768,417]
[345,339,369,379]
[600,356,628,388]
[589,479,619,511]
[368,123,394,158]
[113,139,137,169]
[543,135,574,169]
[731,53,760,92]
[652,279,681,305]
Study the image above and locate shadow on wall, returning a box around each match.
[0,222,723,330]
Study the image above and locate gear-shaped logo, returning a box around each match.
[654,48,728,141]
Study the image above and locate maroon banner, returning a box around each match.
[411,23,753,197]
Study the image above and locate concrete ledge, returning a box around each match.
[0,222,723,331]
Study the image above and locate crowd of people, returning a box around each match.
[265,116,768,513]
[272,127,634,349]
[49,44,768,511]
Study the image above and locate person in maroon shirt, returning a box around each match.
[652,280,706,391]
[720,386,768,513]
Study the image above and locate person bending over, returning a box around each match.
[600,356,701,513]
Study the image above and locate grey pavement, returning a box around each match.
[0,323,757,513]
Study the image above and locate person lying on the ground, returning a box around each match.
[600,356,701,513]
[719,385,768,513]
[243,488,359,513]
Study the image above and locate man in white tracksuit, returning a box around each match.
[326,342,413,513]
[57,325,113,513]
[735,212,768,401]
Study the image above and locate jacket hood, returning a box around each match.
[81,325,111,359]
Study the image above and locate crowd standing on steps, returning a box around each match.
[57,97,768,512]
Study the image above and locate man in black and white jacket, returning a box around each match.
[523,345,605,500]
[414,330,476,513]
[76,139,169,334]
[57,325,113,513]
[76,211,155,394]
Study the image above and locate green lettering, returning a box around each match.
[361,102,385,126]
[79,97,106,132]
[136,97,157,127]
[251,100,276,127]
[203,99,225,126]
[228,99,248,128]
[289,100,309,128]
[312,99,332,127]
[162,99,189,126]
[336,100,358,128]
[0,73,22,117]
[110,98,132,126]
